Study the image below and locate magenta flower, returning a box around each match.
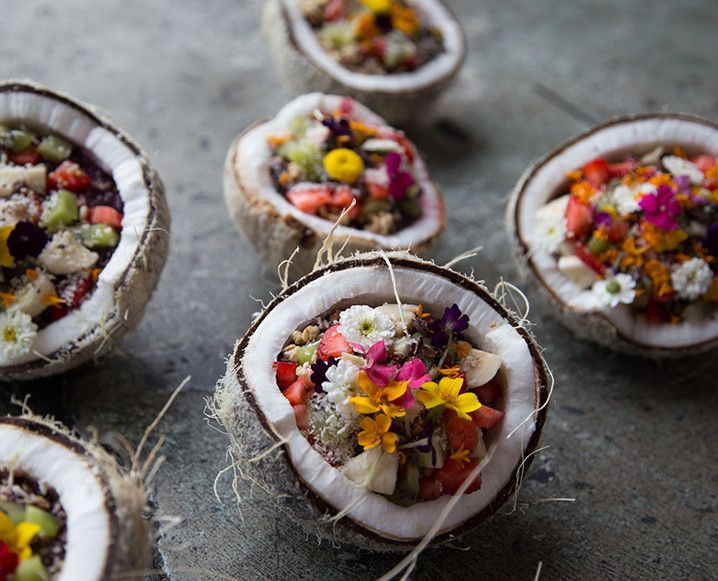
[638,185,681,231]
[385,152,414,200]
[394,358,432,408]
[363,340,397,387]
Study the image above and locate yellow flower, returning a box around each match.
[411,304,430,319]
[641,223,688,252]
[449,445,471,467]
[0,292,16,308]
[0,225,15,268]
[644,259,673,298]
[437,366,460,378]
[415,377,480,421]
[570,181,595,204]
[0,511,41,561]
[349,371,408,418]
[323,148,365,184]
[357,414,399,453]
[390,4,419,35]
[362,0,391,13]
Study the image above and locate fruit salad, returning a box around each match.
[273,302,505,506]
[0,470,66,580]
[536,148,718,323]
[300,0,445,74]
[0,124,123,358]
[267,98,424,234]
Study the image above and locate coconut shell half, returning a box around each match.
[0,80,170,380]
[224,93,446,275]
[507,113,718,357]
[263,0,466,123]
[213,252,550,551]
[0,414,152,579]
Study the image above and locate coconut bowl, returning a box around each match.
[263,0,466,123]
[507,113,718,357]
[212,252,550,552]
[0,80,170,380]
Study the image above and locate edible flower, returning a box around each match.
[350,371,407,418]
[394,358,431,407]
[6,221,48,260]
[416,376,480,421]
[0,292,16,308]
[429,303,469,347]
[0,511,41,562]
[362,0,391,13]
[670,257,713,300]
[390,3,419,35]
[0,225,15,268]
[412,304,430,319]
[363,340,397,386]
[338,305,395,349]
[323,148,364,183]
[592,273,636,308]
[310,356,338,391]
[357,413,399,453]
[450,445,471,467]
[321,115,353,140]
[0,310,38,358]
[385,152,414,200]
[639,185,681,231]
[437,366,461,378]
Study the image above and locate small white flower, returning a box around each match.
[338,305,395,349]
[612,182,656,215]
[592,273,637,308]
[0,310,37,358]
[322,359,360,418]
[670,258,714,300]
[537,214,567,254]
[661,155,704,185]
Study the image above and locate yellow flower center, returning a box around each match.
[3,326,17,343]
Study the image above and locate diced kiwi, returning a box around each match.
[398,199,422,219]
[278,140,322,181]
[295,342,318,365]
[13,555,49,581]
[77,223,120,249]
[9,129,35,154]
[0,499,25,524]
[318,22,355,48]
[587,233,611,255]
[37,134,72,163]
[41,189,78,231]
[24,505,61,538]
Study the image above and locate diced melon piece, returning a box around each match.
[24,505,61,537]
[537,194,570,223]
[9,272,56,318]
[460,348,502,388]
[39,230,98,275]
[14,555,48,581]
[0,198,31,227]
[77,223,120,249]
[470,432,487,460]
[40,189,78,231]
[0,499,25,523]
[341,446,398,495]
[37,134,72,163]
[557,255,598,289]
[0,165,47,197]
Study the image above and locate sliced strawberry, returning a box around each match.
[88,205,123,229]
[574,242,606,275]
[582,158,609,186]
[435,458,482,495]
[443,409,479,452]
[48,161,92,192]
[273,361,298,389]
[366,180,389,200]
[58,273,94,308]
[324,0,345,21]
[293,404,309,430]
[417,477,443,501]
[608,159,636,179]
[474,376,501,405]
[693,155,717,173]
[9,147,41,166]
[607,219,630,243]
[317,325,351,360]
[470,405,505,430]
[286,186,333,215]
[565,197,594,238]
[282,379,309,406]
[331,185,355,209]
[49,305,69,322]
[339,97,353,116]
[645,300,668,324]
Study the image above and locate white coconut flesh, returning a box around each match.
[0,420,115,580]
[236,92,445,249]
[514,115,718,350]
[0,84,152,368]
[280,0,465,94]
[242,263,542,541]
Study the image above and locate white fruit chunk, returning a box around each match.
[0,198,31,226]
[471,432,487,460]
[536,194,569,223]
[341,446,398,495]
[375,302,418,335]
[557,255,598,289]
[460,348,502,388]
[39,230,98,275]
[0,165,47,197]
[8,272,56,318]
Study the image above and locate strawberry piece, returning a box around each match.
[693,155,717,173]
[286,186,333,214]
[317,325,351,360]
[645,300,668,324]
[443,409,479,452]
[339,97,353,116]
[366,180,389,200]
[49,305,69,322]
[434,458,482,495]
[48,160,92,192]
[9,147,41,166]
[373,37,386,61]
[293,404,309,429]
[607,219,630,243]
[0,540,18,576]
[348,202,362,220]
[331,185,355,209]
[574,242,606,275]
[608,160,636,179]
[582,158,609,186]
[273,361,298,390]
[470,405,505,429]
[88,205,123,229]
[324,0,345,21]
[58,273,94,308]
[282,379,309,406]
[417,478,443,501]
[565,197,594,238]
[474,376,501,405]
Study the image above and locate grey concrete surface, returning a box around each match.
[1,0,717,579]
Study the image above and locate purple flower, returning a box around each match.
[7,221,48,259]
[673,175,692,193]
[310,356,337,392]
[429,304,470,347]
[639,185,681,231]
[322,115,353,139]
[705,223,718,256]
[385,152,414,200]
[363,340,397,387]
[595,212,613,228]
[394,358,432,408]
[416,421,438,466]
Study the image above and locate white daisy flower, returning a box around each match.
[0,310,37,358]
[322,358,360,418]
[537,214,567,254]
[670,258,714,300]
[661,155,704,185]
[612,182,656,215]
[592,273,637,308]
[338,305,395,349]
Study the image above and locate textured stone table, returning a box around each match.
[2,1,716,579]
